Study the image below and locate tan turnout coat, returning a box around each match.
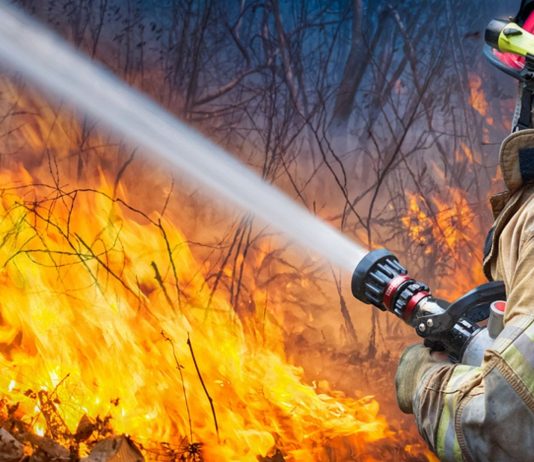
[413,129,534,461]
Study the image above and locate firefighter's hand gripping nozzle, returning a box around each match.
[351,249,506,366]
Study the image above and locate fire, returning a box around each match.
[0,167,375,458]
[401,190,485,299]
[468,73,494,126]
[402,194,434,256]
[0,169,395,460]
[0,82,437,460]
[456,142,476,164]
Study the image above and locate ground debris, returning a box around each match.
[82,435,144,462]
[75,415,96,442]
[142,439,203,462]
[26,433,70,461]
[0,428,23,462]
[257,449,285,462]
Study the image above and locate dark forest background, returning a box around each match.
[3,0,523,452]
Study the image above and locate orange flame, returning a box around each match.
[468,73,494,126]
[401,190,485,300]
[0,82,436,460]
[0,166,394,460]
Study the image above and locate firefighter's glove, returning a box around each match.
[395,344,447,414]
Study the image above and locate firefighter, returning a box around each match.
[395,2,534,461]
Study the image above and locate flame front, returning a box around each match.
[0,74,447,460]
[0,168,397,460]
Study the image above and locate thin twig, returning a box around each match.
[161,331,193,443]
[158,219,182,312]
[187,333,219,443]
[151,261,174,309]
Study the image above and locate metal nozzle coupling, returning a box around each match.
[351,249,431,324]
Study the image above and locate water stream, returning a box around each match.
[0,2,368,273]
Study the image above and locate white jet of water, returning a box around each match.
[0,3,368,272]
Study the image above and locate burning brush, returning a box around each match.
[0,165,435,461]
[0,0,526,460]
[0,3,439,460]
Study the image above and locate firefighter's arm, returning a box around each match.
[395,344,451,414]
[399,238,534,462]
